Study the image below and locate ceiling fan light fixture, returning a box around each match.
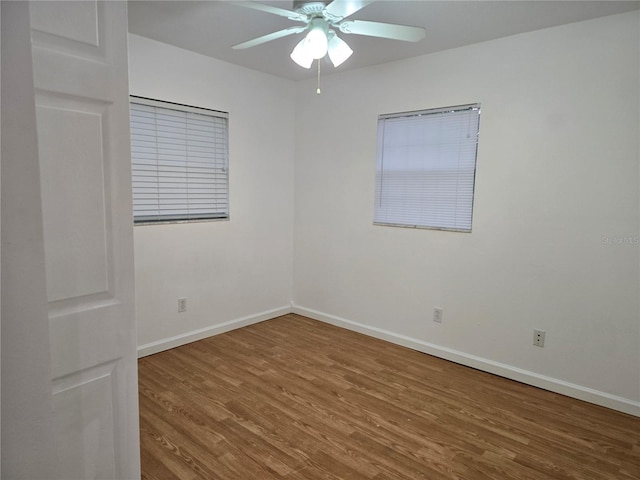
[290,38,314,68]
[327,33,353,67]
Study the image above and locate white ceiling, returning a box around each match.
[127,0,639,81]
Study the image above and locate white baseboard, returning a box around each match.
[292,304,640,417]
[137,305,292,358]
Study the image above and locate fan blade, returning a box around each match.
[234,2,307,22]
[232,26,307,50]
[323,0,375,21]
[339,20,425,42]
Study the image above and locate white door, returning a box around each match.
[29,1,140,478]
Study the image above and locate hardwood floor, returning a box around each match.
[138,314,640,479]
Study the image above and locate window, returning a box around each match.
[374,104,480,232]
[129,96,229,224]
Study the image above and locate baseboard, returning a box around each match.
[292,304,640,417]
[137,305,292,358]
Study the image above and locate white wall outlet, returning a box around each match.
[178,297,187,313]
[433,307,443,323]
[533,329,545,347]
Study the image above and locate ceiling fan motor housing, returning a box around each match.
[293,1,329,16]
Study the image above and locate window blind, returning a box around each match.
[374,104,480,232]
[130,97,229,223]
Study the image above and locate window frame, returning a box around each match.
[373,103,481,233]
[129,95,230,225]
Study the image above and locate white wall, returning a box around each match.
[293,12,640,413]
[129,35,296,353]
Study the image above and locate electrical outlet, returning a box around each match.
[178,297,187,313]
[433,307,443,323]
[533,329,545,347]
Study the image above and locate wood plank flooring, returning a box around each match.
[138,314,640,479]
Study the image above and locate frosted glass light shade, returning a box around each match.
[290,38,314,68]
[306,25,328,59]
[328,34,353,67]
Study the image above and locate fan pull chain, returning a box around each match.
[316,60,322,95]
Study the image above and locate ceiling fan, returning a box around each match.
[232,1,426,69]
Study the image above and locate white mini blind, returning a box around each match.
[374,104,480,232]
[130,97,229,223]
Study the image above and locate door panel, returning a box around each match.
[37,102,110,302]
[52,362,118,479]
[30,0,99,46]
